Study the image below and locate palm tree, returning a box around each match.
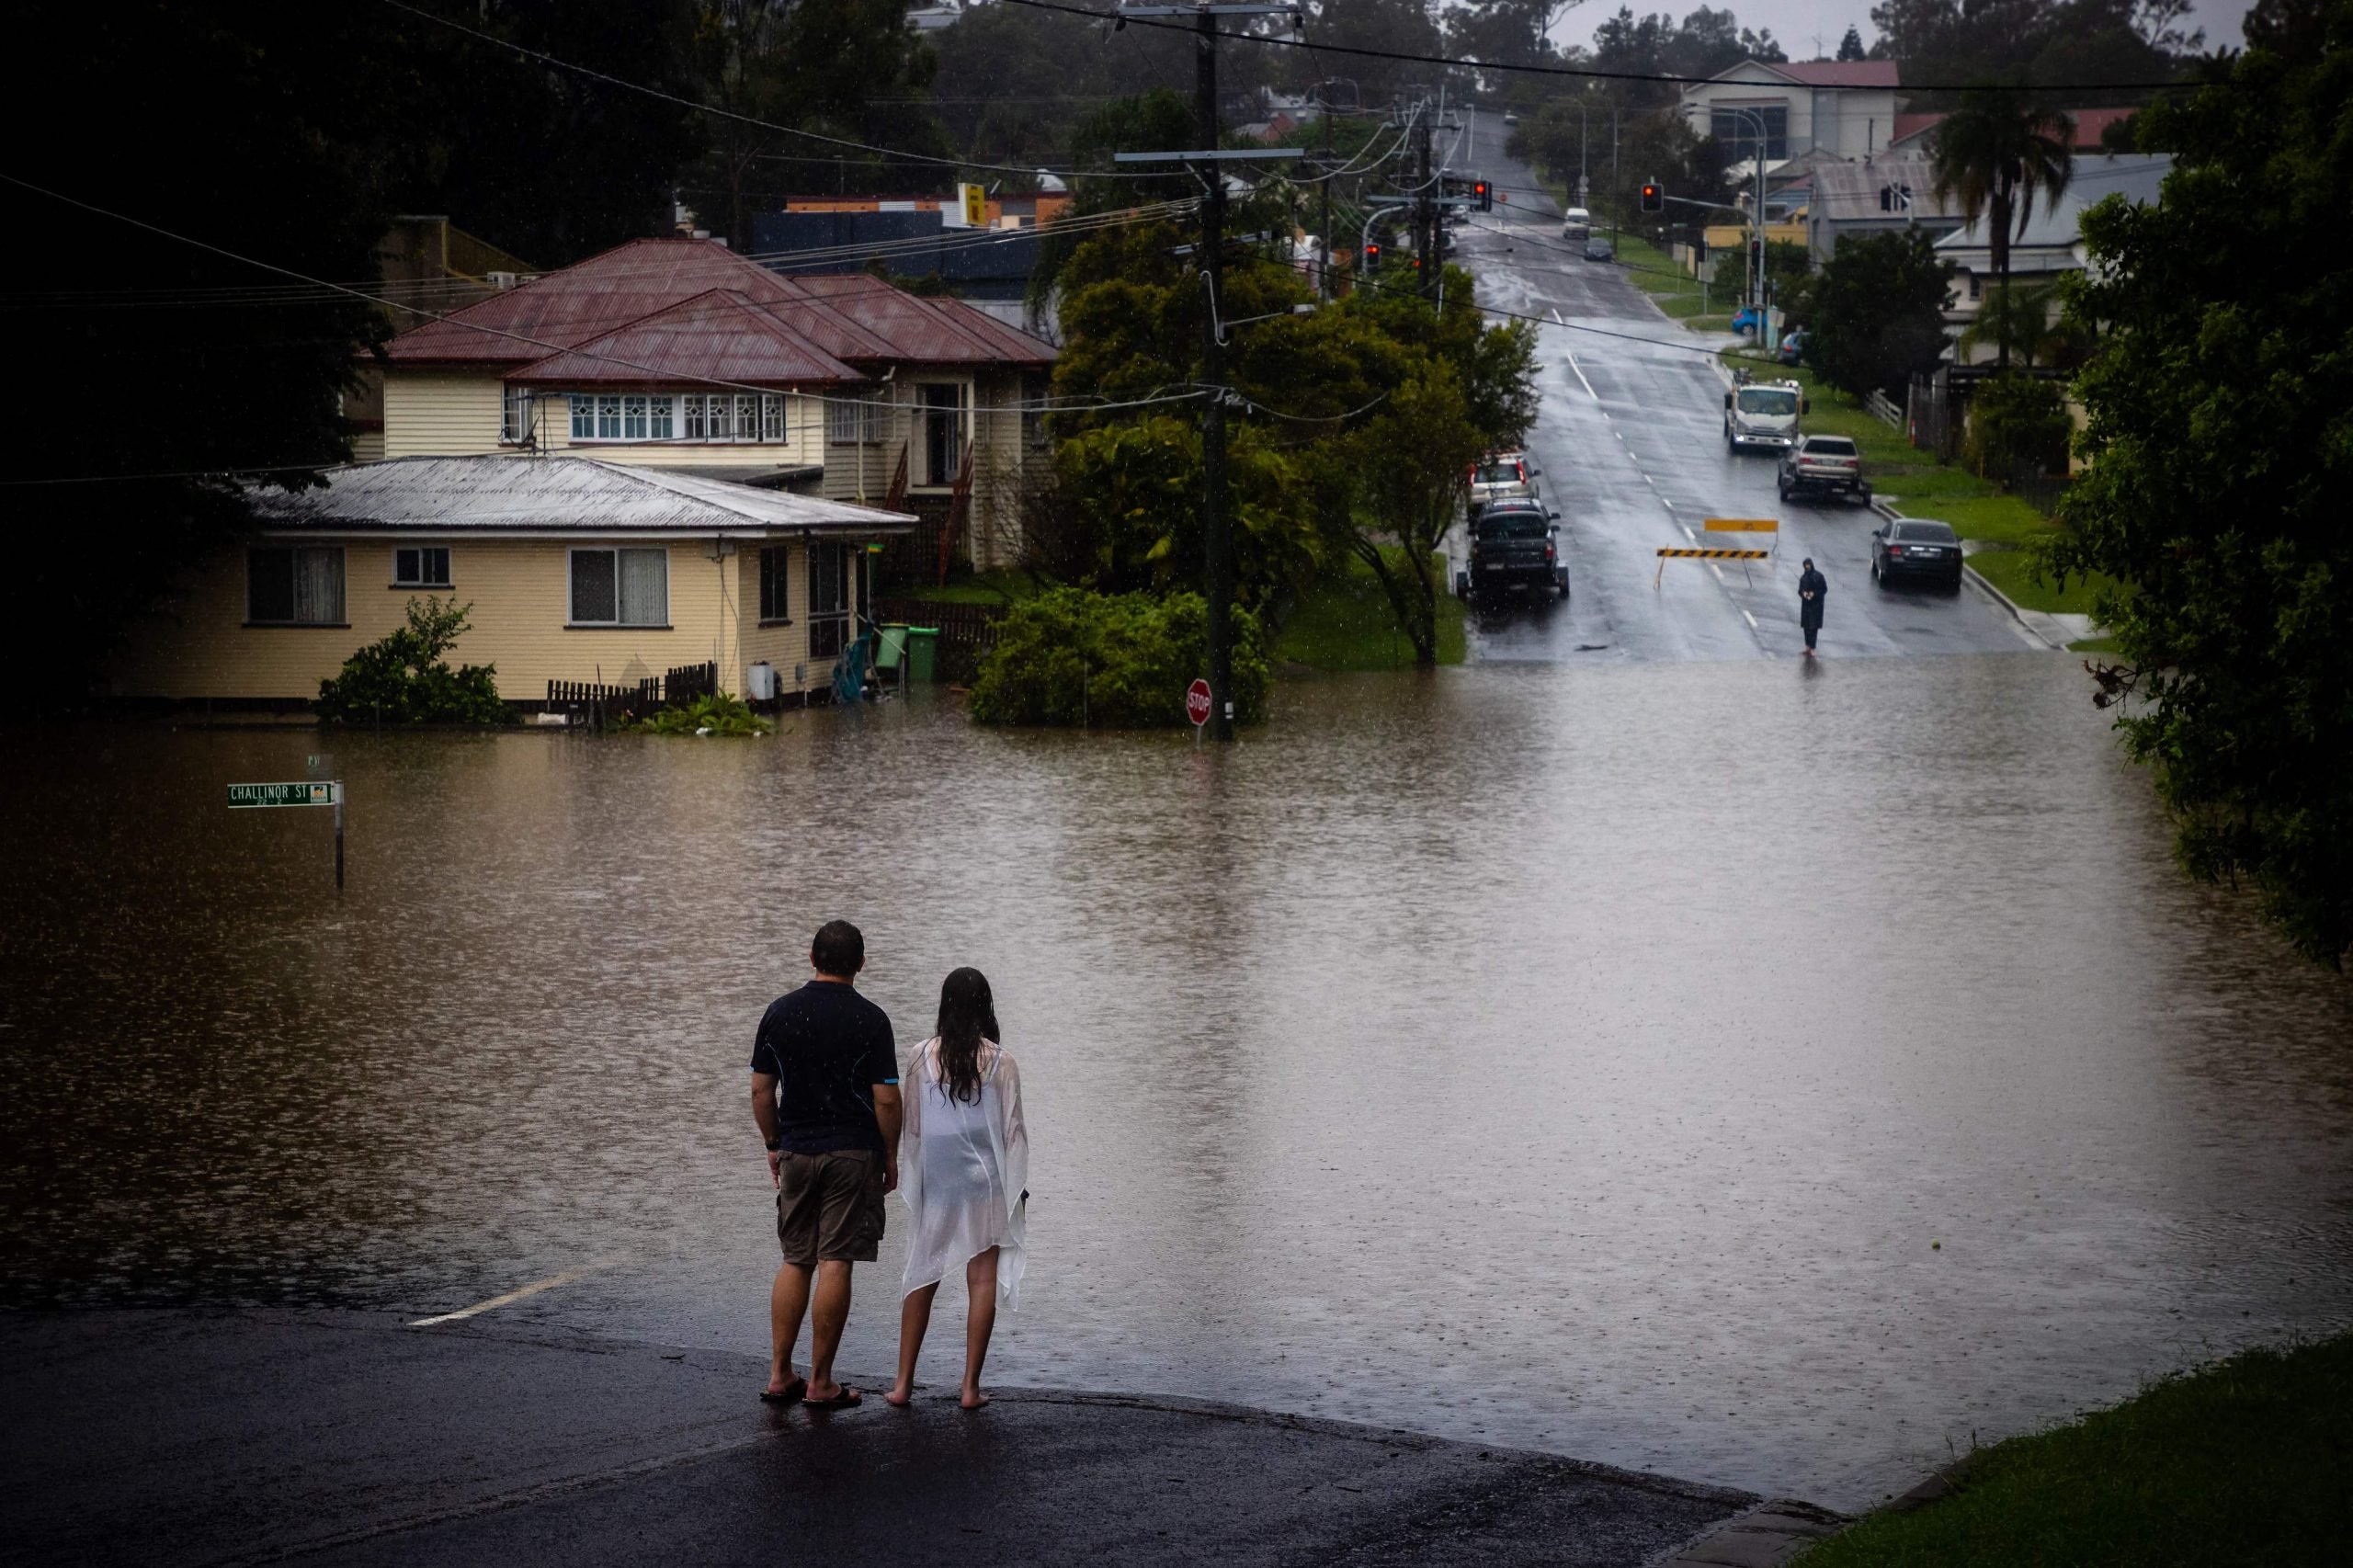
[1955,280,2088,370]
[1928,92,2075,369]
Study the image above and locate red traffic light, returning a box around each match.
[1361,243,1381,270]
[1640,182,1664,213]
[1473,179,1494,211]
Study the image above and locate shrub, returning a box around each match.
[623,692,772,736]
[968,587,1270,728]
[1965,371,2072,481]
[316,597,510,725]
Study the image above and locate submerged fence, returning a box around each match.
[546,661,718,728]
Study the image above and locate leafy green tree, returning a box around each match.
[1324,365,1486,666]
[2043,0,2353,965]
[317,599,510,725]
[1837,23,1869,59]
[1928,88,2075,369]
[1805,231,1955,400]
[1956,279,2086,369]
[1961,370,2070,480]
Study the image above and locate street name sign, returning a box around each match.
[1186,678,1214,728]
[229,781,341,808]
[1703,517,1779,532]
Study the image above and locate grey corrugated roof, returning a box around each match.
[1936,155,2172,254]
[247,456,915,536]
[1808,156,1967,222]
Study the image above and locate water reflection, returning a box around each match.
[3,655,2348,1507]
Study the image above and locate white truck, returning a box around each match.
[1722,376,1807,454]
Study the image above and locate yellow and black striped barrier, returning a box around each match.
[1655,545,1771,588]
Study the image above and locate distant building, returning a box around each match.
[1678,58,1905,167]
[1802,154,1970,264]
[1934,154,2172,359]
[347,218,538,462]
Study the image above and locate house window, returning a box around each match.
[829,392,884,445]
[623,395,649,440]
[597,395,622,440]
[808,540,849,657]
[1711,105,1788,162]
[1879,183,1914,212]
[920,383,966,485]
[763,394,786,442]
[393,546,451,588]
[759,546,790,622]
[1969,274,1983,300]
[569,547,669,626]
[649,394,674,439]
[247,546,346,625]
[572,394,595,441]
[501,386,533,444]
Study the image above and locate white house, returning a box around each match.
[1679,59,1905,167]
[1934,154,2171,357]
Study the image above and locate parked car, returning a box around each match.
[1458,500,1569,600]
[1583,236,1614,261]
[1778,435,1871,505]
[1469,450,1540,517]
[1503,111,1520,127]
[1870,517,1964,590]
[1775,328,1806,365]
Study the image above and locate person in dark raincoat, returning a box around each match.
[1798,557,1827,655]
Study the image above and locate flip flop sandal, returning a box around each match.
[802,1388,864,1409]
[758,1380,806,1405]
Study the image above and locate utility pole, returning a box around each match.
[1415,105,1436,299]
[1319,83,1334,299]
[1115,3,1302,743]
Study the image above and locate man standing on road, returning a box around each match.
[752,919,902,1409]
[1798,557,1828,656]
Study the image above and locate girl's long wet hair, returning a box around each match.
[935,967,999,1105]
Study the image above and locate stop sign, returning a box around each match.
[1185,678,1213,727]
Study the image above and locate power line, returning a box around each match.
[375,0,1176,180]
[999,0,2205,95]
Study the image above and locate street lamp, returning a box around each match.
[1714,105,1774,317]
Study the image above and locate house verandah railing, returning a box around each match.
[545,661,716,728]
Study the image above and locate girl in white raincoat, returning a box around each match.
[885,967,1028,1410]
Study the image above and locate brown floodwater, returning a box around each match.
[3,654,2348,1507]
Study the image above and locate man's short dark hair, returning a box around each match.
[811,920,865,976]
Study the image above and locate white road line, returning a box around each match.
[1743,609,1759,629]
[410,1266,597,1327]
[1683,524,1697,541]
[1711,562,1726,582]
[1563,349,1599,402]
[1662,498,1677,511]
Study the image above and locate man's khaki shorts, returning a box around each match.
[776,1149,886,1267]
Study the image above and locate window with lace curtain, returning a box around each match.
[568,547,669,627]
[246,547,346,626]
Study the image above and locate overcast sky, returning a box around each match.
[1558,0,2255,61]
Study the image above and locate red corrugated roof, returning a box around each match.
[1891,106,2137,152]
[1892,112,1946,144]
[1776,59,1901,87]
[506,290,864,387]
[385,234,1056,376]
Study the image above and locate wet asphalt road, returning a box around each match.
[1440,111,2042,665]
[1,1311,1755,1568]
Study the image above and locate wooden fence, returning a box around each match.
[545,660,719,728]
[870,597,1006,684]
[1863,389,1904,429]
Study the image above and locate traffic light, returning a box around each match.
[1640,181,1664,213]
[1362,242,1381,272]
[1748,237,1763,274]
[1473,179,1493,211]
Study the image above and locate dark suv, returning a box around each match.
[1458,500,1568,598]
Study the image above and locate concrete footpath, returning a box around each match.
[0,1310,1813,1568]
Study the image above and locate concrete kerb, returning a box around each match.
[1646,1450,1978,1568]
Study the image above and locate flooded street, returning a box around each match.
[5,653,2349,1510]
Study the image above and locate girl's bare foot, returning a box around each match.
[960,1387,991,1410]
[884,1382,914,1407]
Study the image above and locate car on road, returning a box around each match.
[1560,207,1591,242]
[1723,378,1804,452]
[1583,236,1614,261]
[1458,499,1568,600]
[1870,517,1964,590]
[1778,435,1872,504]
[1469,450,1540,518]
[1503,111,1520,127]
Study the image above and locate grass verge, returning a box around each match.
[1277,552,1466,669]
[1799,1335,2353,1568]
[1722,349,2106,619]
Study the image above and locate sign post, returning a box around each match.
[1185,677,1213,744]
[228,777,345,889]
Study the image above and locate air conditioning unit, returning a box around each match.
[487,270,520,290]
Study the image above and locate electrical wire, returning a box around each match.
[1001,0,2208,96]
[375,0,1179,180]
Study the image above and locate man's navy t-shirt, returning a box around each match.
[750,981,897,1154]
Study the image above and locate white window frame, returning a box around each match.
[392,545,452,588]
[501,386,533,445]
[564,392,784,444]
[567,546,670,628]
